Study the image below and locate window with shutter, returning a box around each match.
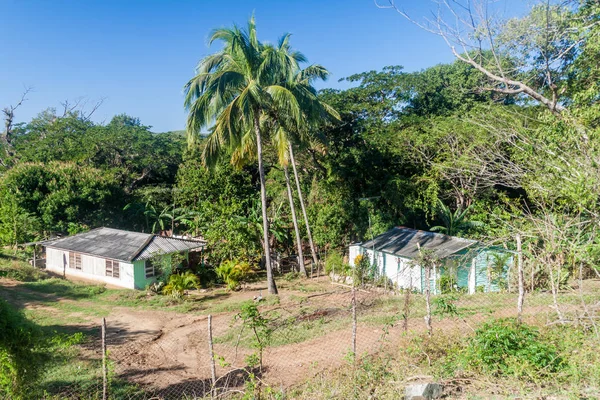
[145,260,155,278]
[69,252,82,270]
[105,259,120,278]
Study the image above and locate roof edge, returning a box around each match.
[129,234,157,262]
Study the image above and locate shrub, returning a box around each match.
[215,260,255,290]
[283,271,302,281]
[324,251,344,275]
[162,271,200,298]
[0,261,47,282]
[461,319,563,377]
[0,299,45,399]
[353,254,374,285]
[432,294,460,318]
[438,273,457,293]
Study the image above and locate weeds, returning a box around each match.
[459,319,563,377]
[0,261,48,282]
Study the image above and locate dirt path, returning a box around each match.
[1,276,582,397]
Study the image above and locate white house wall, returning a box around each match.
[348,245,422,292]
[348,245,361,266]
[45,247,135,289]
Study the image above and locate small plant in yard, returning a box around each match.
[438,269,458,293]
[353,254,372,285]
[283,271,302,281]
[236,301,273,372]
[432,294,460,319]
[216,260,256,290]
[324,251,351,277]
[162,271,200,299]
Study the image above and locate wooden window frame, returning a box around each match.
[69,252,82,270]
[105,259,120,279]
[145,260,155,278]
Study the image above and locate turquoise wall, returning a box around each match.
[353,244,513,294]
[132,253,190,290]
[133,260,150,289]
[453,247,513,293]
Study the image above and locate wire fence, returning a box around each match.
[36,265,600,400]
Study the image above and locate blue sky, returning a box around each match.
[0,0,523,132]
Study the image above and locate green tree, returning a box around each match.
[430,199,483,236]
[184,17,318,294]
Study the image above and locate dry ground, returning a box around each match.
[1,275,597,398]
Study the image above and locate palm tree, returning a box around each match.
[270,63,339,275]
[184,17,309,294]
[430,199,484,236]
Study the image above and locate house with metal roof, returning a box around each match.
[42,227,206,289]
[348,227,513,294]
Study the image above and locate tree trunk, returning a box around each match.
[284,165,307,277]
[288,143,319,269]
[254,115,278,295]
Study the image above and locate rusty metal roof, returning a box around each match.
[42,227,206,262]
[359,227,477,259]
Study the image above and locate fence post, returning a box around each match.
[516,233,524,324]
[417,243,432,336]
[208,315,217,398]
[102,318,107,400]
[351,286,357,362]
[424,264,432,336]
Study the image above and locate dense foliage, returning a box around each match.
[0,298,45,398]
[0,1,598,287]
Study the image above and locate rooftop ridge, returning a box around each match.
[392,226,477,244]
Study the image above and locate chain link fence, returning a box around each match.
[35,269,599,400]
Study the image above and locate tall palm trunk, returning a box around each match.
[284,164,307,277]
[255,115,278,294]
[289,143,319,268]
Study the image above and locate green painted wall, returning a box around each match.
[132,253,191,290]
[452,247,513,293]
[133,260,149,289]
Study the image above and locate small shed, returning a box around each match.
[41,227,206,289]
[349,227,513,294]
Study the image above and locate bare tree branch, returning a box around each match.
[375,0,593,115]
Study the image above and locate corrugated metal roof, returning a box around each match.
[134,236,206,260]
[360,227,477,259]
[41,227,205,262]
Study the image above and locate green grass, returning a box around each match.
[1,276,242,318]
[0,259,48,281]
[289,320,600,399]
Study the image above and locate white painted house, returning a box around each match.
[349,227,513,294]
[42,227,206,289]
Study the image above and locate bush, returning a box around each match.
[216,260,255,290]
[353,254,375,285]
[162,271,200,299]
[461,319,563,377]
[438,273,457,293]
[0,299,46,399]
[283,271,302,281]
[0,261,47,282]
[324,251,344,275]
[432,294,459,318]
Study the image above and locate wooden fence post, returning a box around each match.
[516,233,524,324]
[417,243,432,336]
[425,264,432,336]
[208,315,217,398]
[102,318,107,400]
[351,286,357,362]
